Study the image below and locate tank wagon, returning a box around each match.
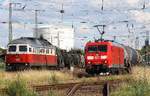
[5,37,83,71]
[84,40,141,74]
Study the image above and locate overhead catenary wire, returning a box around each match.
[0,0,150,49]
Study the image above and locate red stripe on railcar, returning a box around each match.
[6,54,57,66]
[6,54,27,64]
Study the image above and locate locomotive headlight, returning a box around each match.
[101,55,107,59]
[87,56,94,60]
[88,61,91,64]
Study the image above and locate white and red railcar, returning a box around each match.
[5,37,64,70]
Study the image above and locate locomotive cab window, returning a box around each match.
[88,46,97,52]
[8,45,16,52]
[98,45,107,52]
[19,45,27,52]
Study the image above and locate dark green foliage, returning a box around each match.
[69,49,84,55]
[0,62,5,70]
[140,45,150,55]
[7,76,37,96]
[0,48,5,62]
[111,79,150,96]
[0,48,4,52]
[140,46,150,63]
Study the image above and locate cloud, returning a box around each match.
[126,0,140,7]
[1,0,9,6]
[89,0,141,11]
[0,0,149,48]
[130,10,150,23]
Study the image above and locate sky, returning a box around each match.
[0,0,150,49]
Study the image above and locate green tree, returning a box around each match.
[140,45,150,55]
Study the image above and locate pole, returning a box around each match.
[146,31,149,46]
[113,36,116,41]
[101,0,104,11]
[57,32,60,47]
[135,37,139,49]
[102,82,110,96]
[34,10,45,38]
[9,1,12,43]
[51,36,53,43]
[35,10,38,38]
[145,31,149,65]
[8,1,23,43]
[60,3,64,22]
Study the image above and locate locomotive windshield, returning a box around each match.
[8,45,16,52]
[88,46,98,52]
[19,45,27,52]
[98,45,107,52]
[87,45,107,52]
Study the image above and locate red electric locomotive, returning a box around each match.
[84,40,141,74]
[5,37,64,71]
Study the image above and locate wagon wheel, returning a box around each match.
[5,64,11,71]
[68,57,74,70]
[109,68,117,75]
[57,57,65,70]
[109,69,114,75]
[126,62,132,74]
[66,56,72,69]
[85,69,94,75]
[116,69,120,75]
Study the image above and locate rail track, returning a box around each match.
[0,78,130,96]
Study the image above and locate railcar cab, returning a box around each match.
[6,44,32,70]
[7,44,31,54]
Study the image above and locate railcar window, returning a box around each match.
[46,49,49,54]
[51,49,53,54]
[9,46,16,52]
[33,48,35,53]
[98,45,107,52]
[88,46,97,52]
[19,46,27,52]
[29,48,32,52]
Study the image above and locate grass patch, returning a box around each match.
[111,79,150,96]
[111,66,150,96]
[48,90,57,96]
[0,66,149,96]
[0,62,5,71]
[48,72,59,84]
[0,70,76,87]
[7,75,37,96]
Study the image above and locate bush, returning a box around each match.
[111,79,150,96]
[48,90,56,96]
[7,75,37,96]
[0,62,5,70]
[48,73,59,84]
